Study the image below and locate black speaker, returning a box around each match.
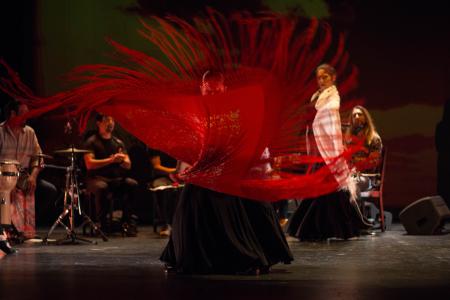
[399,196,450,235]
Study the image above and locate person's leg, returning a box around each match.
[37,179,58,202]
[121,177,139,222]
[152,177,173,235]
[10,189,35,239]
[118,177,139,236]
[86,177,109,226]
[35,179,58,226]
[356,175,371,216]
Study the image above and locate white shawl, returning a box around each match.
[312,85,356,198]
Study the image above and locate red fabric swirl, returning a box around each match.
[0,10,364,201]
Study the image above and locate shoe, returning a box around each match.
[159,226,171,237]
[0,240,18,255]
[279,218,289,227]
[130,215,139,233]
[164,264,177,273]
[122,223,137,237]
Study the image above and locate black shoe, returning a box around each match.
[0,240,18,255]
[164,264,177,273]
[122,223,137,237]
[129,216,139,233]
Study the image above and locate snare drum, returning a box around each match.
[0,160,20,225]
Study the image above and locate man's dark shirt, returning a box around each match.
[84,133,127,178]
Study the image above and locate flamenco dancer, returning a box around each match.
[287,64,372,241]
[160,70,292,274]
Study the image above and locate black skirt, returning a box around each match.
[287,190,370,241]
[160,184,293,274]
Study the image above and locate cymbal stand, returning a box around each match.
[43,148,107,244]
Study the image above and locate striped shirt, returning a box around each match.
[0,122,42,170]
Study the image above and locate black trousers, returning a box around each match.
[86,176,138,224]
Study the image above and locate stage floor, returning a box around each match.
[1,224,450,300]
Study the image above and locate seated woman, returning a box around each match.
[344,105,383,195]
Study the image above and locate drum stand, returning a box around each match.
[43,149,108,244]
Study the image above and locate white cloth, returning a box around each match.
[311,85,356,200]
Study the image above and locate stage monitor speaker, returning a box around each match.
[399,195,450,235]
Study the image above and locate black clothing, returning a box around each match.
[35,178,59,226]
[83,133,137,227]
[272,199,289,219]
[242,199,293,266]
[148,148,178,228]
[436,122,450,207]
[436,99,450,207]
[84,133,127,179]
[160,184,293,274]
[287,190,370,241]
[288,98,369,241]
[86,176,138,224]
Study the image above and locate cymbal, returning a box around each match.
[54,148,92,155]
[28,153,53,159]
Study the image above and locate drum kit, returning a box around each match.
[0,146,108,246]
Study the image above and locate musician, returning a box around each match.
[148,149,177,237]
[0,100,42,253]
[83,113,138,236]
[344,105,383,193]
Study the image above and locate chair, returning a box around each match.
[360,147,389,231]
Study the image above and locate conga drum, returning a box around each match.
[0,160,20,225]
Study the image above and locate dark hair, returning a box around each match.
[351,105,378,145]
[202,69,224,84]
[95,112,106,122]
[3,99,21,119]
[316,63,337,77]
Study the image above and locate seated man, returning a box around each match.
[148,149,178,237]
[344,105,383,214]
[84,113,138,236]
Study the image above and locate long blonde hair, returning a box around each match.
[351,105,378,145]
